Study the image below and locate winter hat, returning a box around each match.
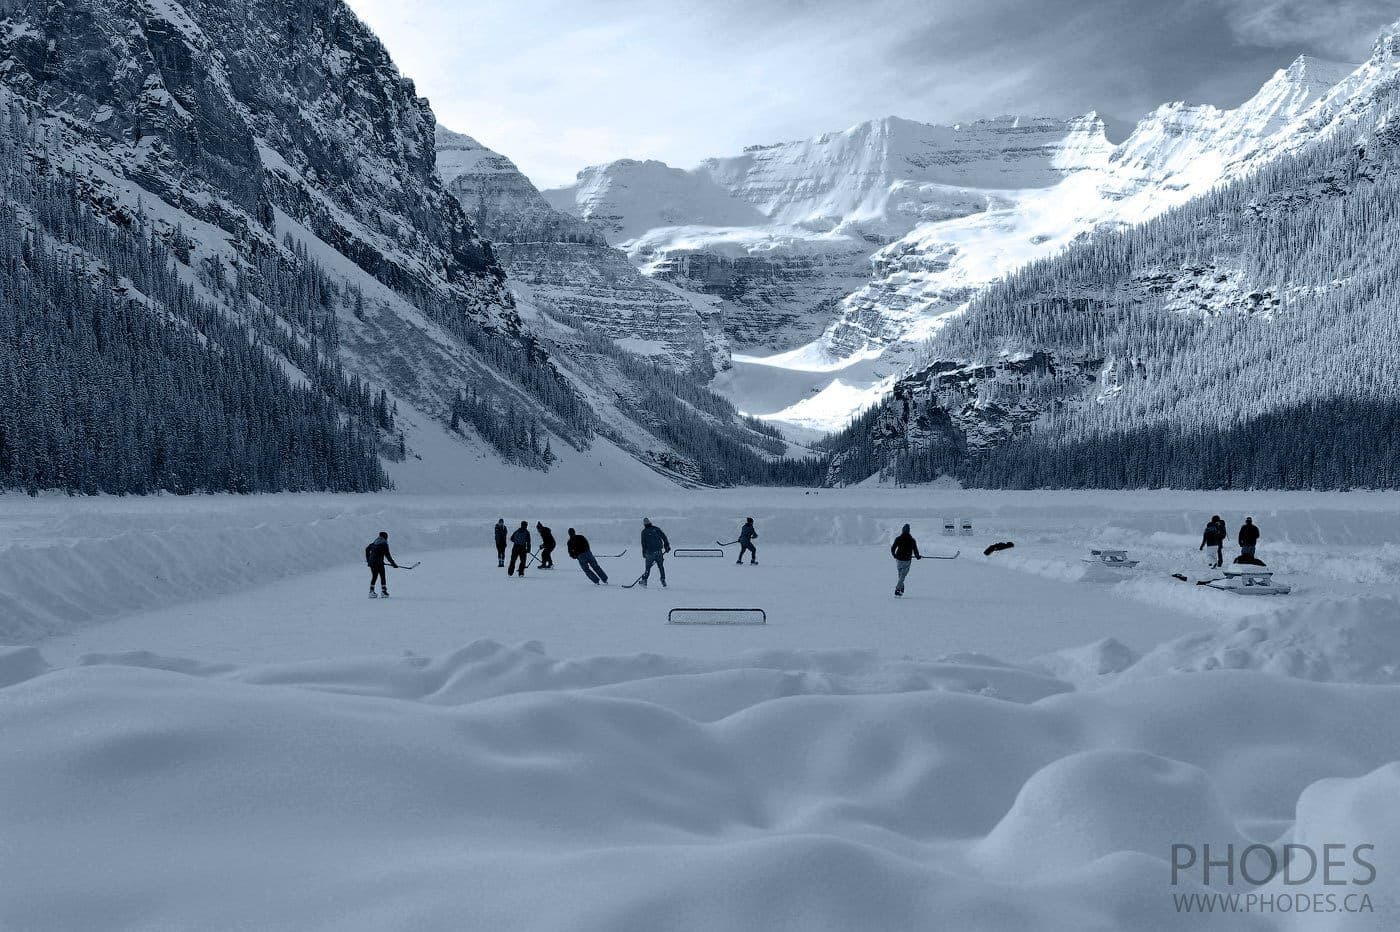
[379,531,388,539]
[567,528,576,535]
[519,521,528,528]
[643,517,652,526]
[902,523,911,534]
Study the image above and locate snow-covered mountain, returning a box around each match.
[0,0,808,493]
[547,53,1370,432]
[822,28,1400,489]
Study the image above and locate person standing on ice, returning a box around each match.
[566,528,608,585]
[1238,516,1261,561]
[365,530,399,599]
[508,521,531,577]
[1200,515,1227,568]
[639,517,671,588]
[494,519,508,568]
[536,522,556,568]
[890,524,922,598]
[736,517,758,565]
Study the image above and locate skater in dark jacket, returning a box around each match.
[1200,515,1227,568]
[639,517,671,588]
[890,524,922,597]
[365,530,399,599]
[737,517,758,565]
[567,528,608,584]
[536,522,556,568]
[494,519,508,568]
[508,521,531,576]
[1238,517,1260,560]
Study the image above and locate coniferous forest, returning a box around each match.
[0,109,388,494]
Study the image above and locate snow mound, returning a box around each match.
[975,750,1245,878]
[6,643,1400,929]
[1125,596,1400,683]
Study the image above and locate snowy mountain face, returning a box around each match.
[547,56,1374,432]
[823,30,1400,490]
[435,128,726,375]
[0,0,800,491]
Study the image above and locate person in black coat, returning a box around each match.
[508,521,531,577]
[566,528,608,585]
[536,522,556,568]
[494,519,508,568]
[1200,515,1227,568]
[639,518,671,588]
[365,530,398,598]
[890,524,922,597]
[1238,516,1260,560]
[737,517,758,565]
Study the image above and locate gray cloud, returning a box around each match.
[347,0,1398,187]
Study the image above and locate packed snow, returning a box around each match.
[5,490,1400,929]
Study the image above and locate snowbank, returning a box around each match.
[4,642,1400,929]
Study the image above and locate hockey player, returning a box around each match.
[365,530,399,599]
[566,528,608,585]
[890,524,922,597]
[494,518,508,568]
[1238,516,1261,563]
[508,521,531,577]
[639,517,671,588]
[536,522,556,568]
[1200,515,1227,568]
[737,517,758,565]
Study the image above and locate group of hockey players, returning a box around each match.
[368,516,759,596]
[366,514,1268,599]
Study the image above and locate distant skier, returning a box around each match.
[365,530,399,599]
[1200,515,1227,568]
[508,521,531,577]
[737,517,758,565]
[566,528,608,585]
[536,522,556,568]
[494,518,508,568]
[1238,516,1261,562]
[639,517,671,588]
[890,523,922,598]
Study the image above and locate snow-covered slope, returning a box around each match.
[547,50,1378,432]
[1,0,802,493]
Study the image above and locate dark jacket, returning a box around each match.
[494,522,508,546]
[365,538,395,567]
[1238,522,1260,547]
[538,525,556,548]
[567,534,590,559]
[1201,521,1226,546]
[641,525,670,556]
[510,528,531,548]
[739,522,757,542]
[891,527,921,561]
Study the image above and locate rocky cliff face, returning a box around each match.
[3,0,510,324]
[435,127,725,374]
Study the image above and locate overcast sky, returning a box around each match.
[347,0,1398,190]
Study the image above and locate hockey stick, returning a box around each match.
[924,551,959,560]
[594,549,627,558]
[621,572,648,589]
[716,539,740,547]
[395,562,421,570]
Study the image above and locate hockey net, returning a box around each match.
[668,608,767,625]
